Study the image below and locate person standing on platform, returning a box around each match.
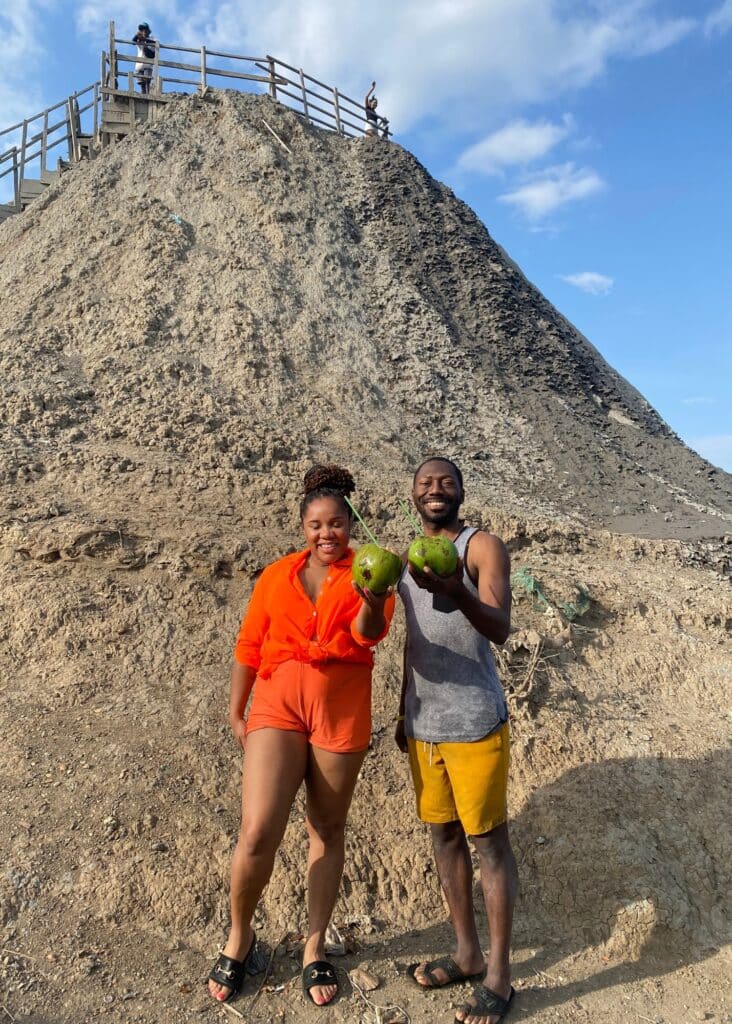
[133,22,156,95]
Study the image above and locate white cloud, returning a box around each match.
[0,1,45,75]
[561,272,614,295]
[0,1,46,199]
[626,14,696,54]
[457,115,573,175]
[0,1,46,106]
[73,1,699,133]
[499,162,605,219]
[682,396,717,406]
[705,1,732,36]
[688,434,732,472]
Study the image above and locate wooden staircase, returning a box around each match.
[0,87,99,223]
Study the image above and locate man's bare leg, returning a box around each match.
[412,819,485,986]
[455,822,517,1024]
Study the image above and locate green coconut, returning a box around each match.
[352,543,402,594]
[408,535,459,577]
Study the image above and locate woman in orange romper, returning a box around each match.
[208,465,395,1008]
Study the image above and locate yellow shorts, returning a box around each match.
[407,722,510,836]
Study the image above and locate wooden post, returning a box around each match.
[333,87,342,134]
[74,94,83,148]
[19,120,28,182]
[109,20,117,89]
[267,56,277,99]
[100,55,107,148]
[200,45,207,92]
[41,109,48,177]
[128,70,134,94]
[12,148,21,212]
[299,68,309,122]
[153,39,160,94]
[67,98,79,162]
[93,81,99,139]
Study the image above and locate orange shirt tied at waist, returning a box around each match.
[234,548,395,678]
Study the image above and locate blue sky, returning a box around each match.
[2,1,731,470]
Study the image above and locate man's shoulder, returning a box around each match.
[464,527,509,569]
[464,525,505,548]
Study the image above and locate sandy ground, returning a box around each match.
[1,520,729,1022]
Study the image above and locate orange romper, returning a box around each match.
[234,548,395,753]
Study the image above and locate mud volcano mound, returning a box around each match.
[1,90,730,542]
[0,91,729,1024]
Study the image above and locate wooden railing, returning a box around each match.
[0,148,21,212]
[1,23,391,215]
[107,21,389,139]
[0,83,100,205]
[106,23,276,98]
[257,57,389,139]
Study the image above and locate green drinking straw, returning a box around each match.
[398,498,422,534]
[344,495,380,546]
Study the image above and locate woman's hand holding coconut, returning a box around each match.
[353,579,395,634]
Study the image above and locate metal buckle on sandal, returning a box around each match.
[219,966,235,980]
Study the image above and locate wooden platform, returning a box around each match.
[101,91,170,139]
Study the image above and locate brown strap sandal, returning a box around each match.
[454,983,515,1023]
[407,955,487,989]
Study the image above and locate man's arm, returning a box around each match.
[410,531,511,644]
[457,531,511,643]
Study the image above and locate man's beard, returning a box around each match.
[418,497,461,527]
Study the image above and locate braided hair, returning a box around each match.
[299,464,356,520]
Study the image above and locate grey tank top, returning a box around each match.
[398,526,507,743]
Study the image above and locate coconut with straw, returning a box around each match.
[345,496,401,594]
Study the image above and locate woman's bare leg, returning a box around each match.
[302,744,366,1005]
[209,728,308,1001]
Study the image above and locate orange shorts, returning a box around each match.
[246,659,372,753]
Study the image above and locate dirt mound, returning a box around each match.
[0,92,730,1023]
[0,91,730,542]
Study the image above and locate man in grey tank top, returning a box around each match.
[396,457,517,1024]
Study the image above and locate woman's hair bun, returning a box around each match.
[303,464,355,498]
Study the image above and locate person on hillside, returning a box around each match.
[208,464,396,1008]
[364,81,388,138]
[396,457,517,1024]
[133,22,156,94]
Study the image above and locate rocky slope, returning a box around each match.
[0,90,730,550]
